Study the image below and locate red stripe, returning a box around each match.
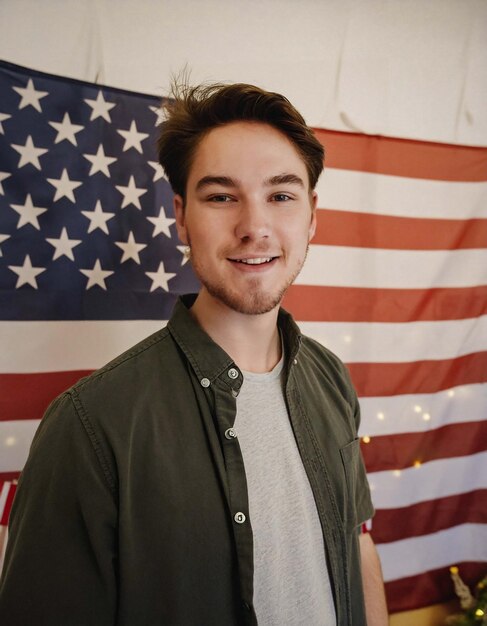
[0,472,21,483]
[313,128,487,182]
[0,482,17,525]
[282,285,487,322]
[347,352,487,397]
[385,562,486,613]
[361,421,487,472]
[313,209,487,250]
[0,371,92,421]
[372,490,487,544]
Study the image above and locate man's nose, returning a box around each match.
[234,201,271,240]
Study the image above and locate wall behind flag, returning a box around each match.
[0,0,486,145]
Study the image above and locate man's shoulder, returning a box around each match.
[70,324,176,398]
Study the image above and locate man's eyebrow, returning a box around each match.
[265,173,305,188]
[195,176,238,191]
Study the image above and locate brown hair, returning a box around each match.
[157,82,324,200]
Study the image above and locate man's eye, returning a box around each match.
[208,194,233,202]
[272,193,292,202]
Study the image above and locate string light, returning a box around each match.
[5,436,16,447]
[393,470,401,477]
[362,436,371,444]
[414,405,422,413]
[423,413,431,421]
[377,412,385,420]
[343,334,352,344]
[413,460,421,468]
[447,389,455,398]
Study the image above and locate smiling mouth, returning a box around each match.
[231,257,276,265]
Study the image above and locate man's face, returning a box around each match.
[174,121,317,316]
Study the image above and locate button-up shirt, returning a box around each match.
[0,294,374,625]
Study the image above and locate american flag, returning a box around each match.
[1,60,486,613]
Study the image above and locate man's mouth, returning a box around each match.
[231,257,275,265]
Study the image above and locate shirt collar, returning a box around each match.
[167,294,302,388]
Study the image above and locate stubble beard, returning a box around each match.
[188,241,310,316]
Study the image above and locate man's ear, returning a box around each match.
[308,191,318,241]
[173,194,188,245]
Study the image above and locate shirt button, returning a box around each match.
[293,358,298,365]
[200,377,210,388]
[224,428,237,440]
[234,512,246,524]
[228,367,239,379]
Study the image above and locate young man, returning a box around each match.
[0,83,388,625]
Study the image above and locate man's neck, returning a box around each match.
[189,290,281,373]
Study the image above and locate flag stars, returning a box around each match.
[11,135,48,170]
[47,168,82,202]
[115,231,147,264]
[145,262,176,292]
[117,120,149,153]
[46,227,82,261]
[149,105,165,127]
[48,112,84,145]
[0,171,11,195]
[83,144,117,177]
[84,91,116,122]
[147,206,175,238]
[81,200,115,234]
[0,112,11,134]
[10,194,48,230]
[80,259,114,290]
[13,78,48,112]
[115,175,147,209]
[8,255,46,289]
[148,160,166,182]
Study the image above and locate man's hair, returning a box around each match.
[157,82,325,200]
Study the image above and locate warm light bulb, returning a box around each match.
[475,609,485,617]
[447,390,455,398]
[414,405,422,413]
[422,413,431,421]
[343,335,352,344]
[413,460,421,468]
[393,470,401,477]
[5,436,16,447]
[362,436,371,444]
[377,412,385,420]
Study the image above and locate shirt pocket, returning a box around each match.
[339,438,361,530]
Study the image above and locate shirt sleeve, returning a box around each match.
[0,393,118,625]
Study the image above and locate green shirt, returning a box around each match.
[0,294,374,625]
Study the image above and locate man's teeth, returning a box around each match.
[236,258,273,265]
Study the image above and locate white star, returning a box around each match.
[48,112,84,145]
[13,78,48,112]
[83,144,117,177]
[115,231,147,264]
[11,135,48,169]
[149,105,165,127]
[10,194,48,230]
[0,233,10,257]
[177,245,190,266]
[8,255,46,288]
[117,120,149,153]
[80,259,114,290]
[147,206,175,238]
[0,112,11,134]
[84,91,116,122]
[0,171,11,195]
[81,200,115,234]
[145,261,176,292]
[115,175,147,209]
[47,168,82,202]
[46,227,82,261]
[148,160,166,182]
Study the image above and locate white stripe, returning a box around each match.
[0,320,166,373]
[299,315,487,363]
[3,316,486,373]
[0,420,40,472]
[377,523,487,582]
[368,451,487,509]
[0,481,12,518]
[316,168,487,219]
[297,245,487,289]
[358,384,487,437]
